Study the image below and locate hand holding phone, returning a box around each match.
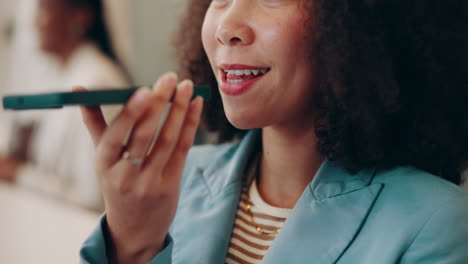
[2,85,210,110]
[80,73,204,263]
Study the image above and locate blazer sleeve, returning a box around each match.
[400,194,468,264]
[80,215,174,264]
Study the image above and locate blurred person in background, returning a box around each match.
[0,2,15,93]
[0,0,130,211]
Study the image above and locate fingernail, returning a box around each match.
[135,87,151,102]
[180,79,194,87]
[166,72,177,79]
[194,96,204,111]
[164,72,178,85]
[179,80,194,95]
[153,72,177,89]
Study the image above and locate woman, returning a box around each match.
[80,0,468,263]
[0,0,129,211]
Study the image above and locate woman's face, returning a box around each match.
[36,0,69,53]
[36,0,86,55]
[202,0,316,130]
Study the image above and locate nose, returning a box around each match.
[215,4,254,46]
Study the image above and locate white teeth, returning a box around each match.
[223,68,269,76]
[228,79,244,84]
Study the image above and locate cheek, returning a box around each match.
[41,16,61,37]
[201,14,216,61]
[277,20,309,65]
[273,19,316,114]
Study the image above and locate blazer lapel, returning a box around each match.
[169,130,261,264]
[262,161,383,264]
[172,130,382,264]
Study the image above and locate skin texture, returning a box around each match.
[78,73,204,263]
[202,0,315,130]
[79,0,322,262]
[202,0,324,207]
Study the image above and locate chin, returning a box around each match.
[39,45,53,54]
[39,41,57,55]
[225,112,266,130]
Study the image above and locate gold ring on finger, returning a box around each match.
[122,151,144,166]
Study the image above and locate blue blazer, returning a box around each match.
[81,130,468,263]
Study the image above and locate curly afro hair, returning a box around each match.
[174,0,468,185]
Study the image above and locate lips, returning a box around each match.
[219,64,271,96]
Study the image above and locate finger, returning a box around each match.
[74,86,107,146]
[97,87,152,169]
[119,72,179,170]
[149,96,203,181]
[143,80,194,174]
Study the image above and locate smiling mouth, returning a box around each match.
[221,68,271,84]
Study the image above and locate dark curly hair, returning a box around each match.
[174,0,468,185]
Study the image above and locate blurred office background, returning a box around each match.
[2,0,188,93]
[0,1,190,263]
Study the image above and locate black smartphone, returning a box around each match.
[2,86,210,110]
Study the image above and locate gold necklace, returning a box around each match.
[244,198,281,235]
[245,154,280,235]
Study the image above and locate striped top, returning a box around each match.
[225,174,292,263]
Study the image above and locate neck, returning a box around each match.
[257,123,324,209]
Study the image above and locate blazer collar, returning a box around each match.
[262,181,383,264]
[197,129,383,263]
[201,129,377,200]
[310,160,377,200]
[201,129,261,197]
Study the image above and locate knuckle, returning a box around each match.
[178,140,192,155]
[135,185,159,202]
[185,115,199,129]
[153,94,168,105]
[100,139,124,153]
[133,130,155,143]
[110,168,135,194]
[118,179,132,195]
[120,108,139,122]
[172,100,188,113]
[157,134,175,148]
